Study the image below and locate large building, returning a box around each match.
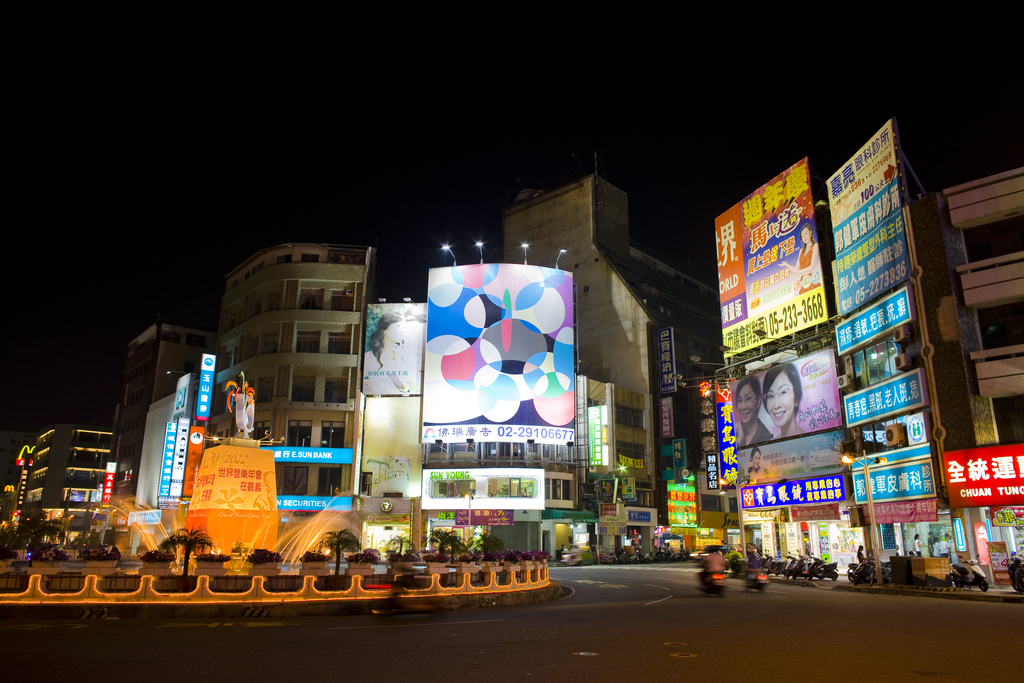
[500,173,722,554]
[111,322,217,500]
[210,243,375,525]
[20,424,112,537]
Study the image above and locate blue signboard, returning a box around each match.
[834,178,910,316]
[740,474,847,510]
[127,509,162,526]
[953,517,967,552]
[276,496,353,512]
[628,510,651,523]
[716,387,737,487]
[852,450,935,504]
[843,368,928,428]
[266,447,353,463]
[159,421,176,497]
[195,353,216,421]
[658,327,677,394]
[836,286,914,355]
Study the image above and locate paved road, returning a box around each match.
[3,564,1021,682]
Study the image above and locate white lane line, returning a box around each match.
[768,590,790,595]
[329,619,506,630]
[646,584,670,591]
[645,596,673,606]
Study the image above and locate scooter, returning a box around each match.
[947,559,989,592]
[1007,555,1023,594]
[746,568,768,591]
[700,570,726,596]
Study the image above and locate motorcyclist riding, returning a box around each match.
[700,548,726,587]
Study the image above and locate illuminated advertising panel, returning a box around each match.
[267,447,353,463]
[667,482,697,528]
[588,405,607,467]
[836,286,914,356]
[843,368,928,427]
[853,447,936,504]
[660,397,673,438]
[127,509,162,526]
[102,462,115,503]
[828,119,910,315]
[715,384,738,487]
[182,425,205,499]
[422,264,575,444]
[362,303,427,396]
[362,396,422,498]
[657,327,677,393]
[706,453,720,490]
[172,373,192,421]
[736,429,844,480]
[195,354,216,421]
[741,474,847,510]
[715,159,828,357]
[159,421,176,499]
[277,496,353,512]
[731,350,843,451]
[944,444,1024,508]
[420,467,545,510]
[168,416,190,497]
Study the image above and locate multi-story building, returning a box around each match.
[501,173,722,554]
[21,425,112,537]
[210,243,374,523]
[111,322,217,500]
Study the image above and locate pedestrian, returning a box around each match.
[938,536,950,557]
[857,545,865,564]
[914,534,922,556]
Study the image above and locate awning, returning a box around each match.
[542,509,597,522]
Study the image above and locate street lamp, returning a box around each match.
[522,243,529,265]
[442,245,456,267]
[475,241,484,264]
[843,452,889,586]
[555,248,567,269]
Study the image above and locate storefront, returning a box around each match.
[361,496,412,552]
[943,444,1024,584]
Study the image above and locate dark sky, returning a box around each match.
[4,75,1021,432]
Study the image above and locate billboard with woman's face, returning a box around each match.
[363,303,427,396]
[422,264,575,445]
[731,349,842,449]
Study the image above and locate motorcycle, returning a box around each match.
[1007,555,1023,594]
[700,570,726,596]
[746,569,768,591]
[809,560,839,581]
[947,559,989,592]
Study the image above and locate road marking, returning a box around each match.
[645,596,673,606]
[768,590,790,595]
[157,622,298,629]
[329,619,506,631]
[646,584,670,591]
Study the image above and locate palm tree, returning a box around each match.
[429,528,463,557]
[16,516,64,551]
[386,534,414,556]
[158,526,214,578]
[471,530,504,554]
[321,529,360,576]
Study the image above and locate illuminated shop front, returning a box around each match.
[361,496,411,552]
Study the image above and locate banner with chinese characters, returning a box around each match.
[715,159,827,357]
[618,455,643,469]
[741,474,847,510]
[988,542,1011,584]
[789,503,840,522]
[715,384,738,487]
[672,439,688,483]
[159,421,176,500]
[588,405,607,467]
[843,368,929,427]
[668,483,698,527]
[454,509,514,526]
[992,506,1024,526]
[944,444,1024,508]
[657,327,677,394]
[836,286,915,355]
[828,119,911,315]
[863,498,938,524]
[660,397,673,438]
[706,453,720,490]
[853,449,935,504]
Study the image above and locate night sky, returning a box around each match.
[4,76,1021,432]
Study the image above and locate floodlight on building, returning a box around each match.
[476,241,484,264]
[555,248,567,269]
[442,245,456,267]
[522,243,529,265]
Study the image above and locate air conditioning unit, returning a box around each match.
[894,325,912,343]
[893,354,911,370]
[886,423,906,447]
[837,374,855,392]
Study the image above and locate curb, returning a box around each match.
[831,582,1023,604]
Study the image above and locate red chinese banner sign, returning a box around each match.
[865,498,938,524]
[789,503,840,522]
[944,444,1024,508]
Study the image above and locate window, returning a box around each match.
[276,254,292,264]
[851,339,900,390]
[324,377,348,403]
[261,333,278,354]
[291,376,315,402]
[487,477,536,498]
[321,421,345,448]
[328,331,351,354]
[301,253,320,263]
[253,421,270,440]
[615,404,645,429]
[266,292,282,311]
[185,334,207,347]
[257,378,274,403]
[299,289,323,310]
[295,331,320,353]
[282,465,308,495]
[287,420,312,446]
[545,478,571,501]
[317,465,350,496]
[616,440,645,467]
[332,290,356,311]
[701,494,721,512]
[430,479,473,498]
[161,331,181,343]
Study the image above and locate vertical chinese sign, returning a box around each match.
[658,327,677,394]
[715,383,737,487]
[588,405,607,467]
[660,397,673,438]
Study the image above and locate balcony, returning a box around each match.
[971,344,1024,398]
[956,251,1024,309]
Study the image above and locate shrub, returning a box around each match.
[140,550,175,563]
[345,552,378,564]
[481,552,503,562]
[301,550,329,563]
[246,549,283,565]
[195,553,231,563]
[725,551,745,575]
[457,552,481,563]
[387,550,417,563]
[82,548,121,561]
[32,545,69,562]
[0,546,18,560]
[420,552,451,563]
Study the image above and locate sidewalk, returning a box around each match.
[766,576,1024,604]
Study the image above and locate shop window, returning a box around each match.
[282,465,308,495]
[295,331,320,353]
[431,479,473,498]
[321,421,345,448]
[486,477,535,498]
[288,420,312,446]
[324,377,348,404]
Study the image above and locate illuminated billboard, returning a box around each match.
[730,349,843,448]
[362,303,426,396]
[420,467,546,510]
[363,396,422,498]
[422,264,575,444]
[715,159,828,356]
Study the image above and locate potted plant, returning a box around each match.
[455,552,481,574]
[81,547,121,575]
[321,529,361,576]
[0,546,17,570]
[387,550,417,573]
[344,551,377,576]
[480,552,503,574]
[245,549,283,576]
[299,550,330,576]
[519,550,536,572]
[420,551,451,574]
[194,553,231,576]
[139,549,175,576]
[502,549,523,572]
[159,526,215,586]
[29,544,68,575]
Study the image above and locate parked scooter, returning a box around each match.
[1007,554,1023,594]
[947,559,989,592]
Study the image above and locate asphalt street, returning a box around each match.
[3,564,1021,682]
